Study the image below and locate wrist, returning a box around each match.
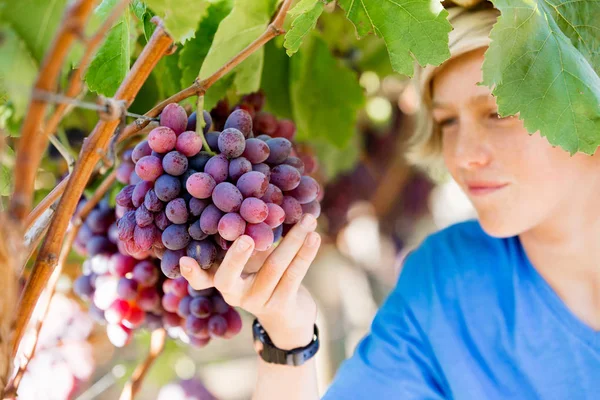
[256,318,315,351]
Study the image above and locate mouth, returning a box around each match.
[465,182,509,196]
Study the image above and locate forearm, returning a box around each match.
[253,356,319,400]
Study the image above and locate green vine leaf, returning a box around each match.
[483,0,600,154]
[284,0,324,56]
[143,0,208,43]
[337,0,452,76]
[0,25,38,120]
[290,33,364,148]
[179,0,233,89]
[261,38,293,118]
[199,0,277,96]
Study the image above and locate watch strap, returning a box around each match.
[252,319,319,366]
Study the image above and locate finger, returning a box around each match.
[213,235,255,293]
[180,256,217,290]
[271,232,321,303]
[249,214,317,303]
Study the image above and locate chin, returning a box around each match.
[475,211,525,238]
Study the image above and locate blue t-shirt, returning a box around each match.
[323,220,600,399]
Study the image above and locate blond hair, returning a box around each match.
[406,6,500,174]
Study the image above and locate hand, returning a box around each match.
[180,214,321,350]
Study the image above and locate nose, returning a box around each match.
[453,124,491,170]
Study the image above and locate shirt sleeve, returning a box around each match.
[322,247,449,400]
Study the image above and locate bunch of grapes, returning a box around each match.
[115,100,321,280]
[72,202,242,348]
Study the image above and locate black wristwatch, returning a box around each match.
[252,318,319,366]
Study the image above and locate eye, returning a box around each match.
[438,117,457,127]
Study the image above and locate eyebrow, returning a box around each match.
[432,94,493,110]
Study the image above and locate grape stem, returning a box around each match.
[11,19,174,363]
[116,0,296,145]
[3,171,116,398]
[119,329,167,400]
[8,0,97,223]
[196,95,215,155]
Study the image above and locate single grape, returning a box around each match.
[189,296,212,318]
[155,174,182,202]
[224,109,253,137]
[117,277,138,300]
[208,314,228,337]
[242,91,265,110]
[212,182,243,213]
[211,293,230,314]
[215,234,232,250]
[223,307,243,338]
[256,134,271,142]
[148,126,177,153]
[132,140,152,162]
[186,239,217,269]
[105,299,132,325]
[87,236,116,256]
[178,295,193,317]
[134,224,159,251]
[87,207,115,234]
[137,287,160,311]
[129,170,142,185]
[162,151,188,176]
[116,162,135,184]
[254,111,278,135]
[109,253,136,276]
[162,312,182,329]
[301,199,321,218]
[281,196,303,224]
[135,155,164,181]
[185,315,209,338]
[218,128,246,158]
[161,249,186,278]
[266,138,292,164]
[199,205,223,235]
[260,184,283,205]
[160,103,188,135]
[240,198,268,224]
[123,306,145,328]
[271,164,301,191]
[117,211,136,241]
[204,154,229,183]
[289,175,320,204]
[188,220,209,241]
[132,260,159,286]
[176,131,203,157]
[116,185,135,208]
[186,172,216,199]
[189,198,208,217]
[242,138,270,164]
[264,203,285,228]
[162,224,191,250]
[283,157,305,174]
[273,119,296,140]
[188,151,212,170]
[170,277,190,297]
[162,292,182,313]
[73,275,94,299]
[132,180,153,208]
[188,285,215,297]
[135,204,154,227]
[154,210,170,231]
[144,189,163,212]
[228,157,252,181]
[245,222,274,251]
[299,153,318,174]
[217,213,246,241]
[166,198,189,224]
[252,163,271,180]
[235,103,256,119]
[236,171,269,198]
[205,132,220,152]
[186,110,212,133]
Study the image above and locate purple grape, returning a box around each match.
[117,211,136,241]
[161,249,186,278]
[254,112,278,135]
[264,203,285,228]
[256,134,271,141]
[129,170,142,185]
[217,213,246,241]
[199,204,223,235]
[236,171,269,198]
[135,204,154,227]
[135,155,163,181]
[109,253,136,276]
[185,315,209,338]
[301,199,321,218]
[186,172,216,199]
[162,224,191,250]
[186,240,217,269]
[211,293,230,314]
[283,157,305,174]
[212,182,243,213]
[166,198,189,224]
[132,180,153,208]
[245,223,274,251]
[176,131,203,157]
[117,277,138,300]
[208,314,228,337]
[188,151,211,170]
[189,198,208,217]
[160,103,188,135]
[87,207,115,234]
[155,174,181,202]
[271,164,301,191]
[148,126,177,153]
[229,157,252,181]
[223,307,243,337]
[240,198,268,224]
[289,175,320,204]
[204,154,229,183]
[260,184,283,205]
[134,224,159,251]
[73,275,94,299]
[162,151,188,176]
[87,236,115,256]
[274,119,296,140]
[252,163,271,180]
[144,189,163,212]
[178,295,193,317]
[132,140,152,163]
[215,234,232,250]
[188,220,208,240]
[224,109,253,137]
[151,150,165,160]
[116,163,134,184]
[138,287,160,311]
[266,138,292,164]
[133,260,159,287]
[186,110,212,133]
[190,296,212,318]
[242,138,270,163]
[218,128,246,158]
[155,211,170,231]
[205,131,220,152]
[116,185,135,208]
[281,196,302,224]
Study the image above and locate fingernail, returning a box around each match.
[307,232,319,246]
[301,214,315,229]
[237,236,252,252]
[180,257,193,274]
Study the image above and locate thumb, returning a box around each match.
[180,256,215,289]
